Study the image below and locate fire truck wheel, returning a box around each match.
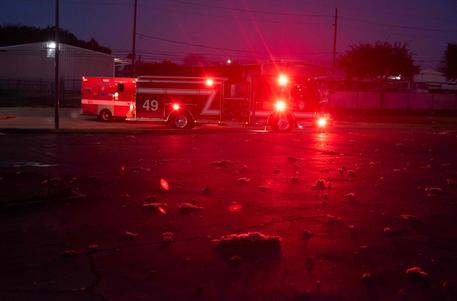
[271,114,294,132]
[168,112,194,129]
[98,109,112,122]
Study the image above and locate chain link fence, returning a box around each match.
[0,79,81,107]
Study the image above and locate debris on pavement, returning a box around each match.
[327,214,342,224]
[383,227,393,235]
[360,272,373,284]
[287,156,299,162]
[321,150,339,156]
[125,231,139,239]
[130,166,151,173]
[161,232,174,243]
[344,193,357,202]
[160,178,170,191]
[311,179,326,191]
[406,266,429,281]
[62,249,79,257]
[400,214,420,223]
[425,187,443,195]
[229,255,241,265]
[237,177,251,184]
[143,202,168,214]
[200,185,211,194]
[302,230,312,239]
[178,201,204,212]
[257,185,271,191]
[88,244,99,252]
[212,232,281,247]
[210,160,233,168]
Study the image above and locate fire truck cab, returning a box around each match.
[81,76,136,121]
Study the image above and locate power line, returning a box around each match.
[340,16,457,33]
[167,0,332,18]
[140,4,332,26]
[136,32,334,57]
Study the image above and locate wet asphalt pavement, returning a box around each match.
[1,126,457,301]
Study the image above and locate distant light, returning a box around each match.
[277,74,289,87]
[205,78,214,87]
[129,104,134,111]
[274,100,287,112]
[172,103,180,111]
[113,92,119,100]
[47,41,56,49]
[226,58,232,65]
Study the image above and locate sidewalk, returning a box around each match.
[2,106,457,133]
[0,107,165,131]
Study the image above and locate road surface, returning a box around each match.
[1,127,457,301]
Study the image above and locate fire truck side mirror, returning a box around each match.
[117,83,125,92]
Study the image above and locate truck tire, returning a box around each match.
[98,109,112,122]
[167,112,194,129]
[270,113,294,132]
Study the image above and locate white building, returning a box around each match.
[0,41,114,90]
[414,69,457,92]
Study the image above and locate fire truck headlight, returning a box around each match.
[317,117,328,128]
[205,78,214,87]
[277,74,289,87]
[172,103,180,111]
[129,104,134,111]
[274,100,287,112]
[113,92,119,100]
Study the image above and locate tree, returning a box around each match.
[338,42,419,80]
[440,43,457,80]
[183,53,208,67]
[0,25,111,54]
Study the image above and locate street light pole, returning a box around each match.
[54,0,60,129]
[131,0,137,76]
[332,8,338,76]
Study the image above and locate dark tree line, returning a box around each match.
[338,42,420,81]
[0,25,111,54]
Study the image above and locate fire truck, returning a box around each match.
[81,73,329,132]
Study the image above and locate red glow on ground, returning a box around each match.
[228,202,242,213]
[160,178,170,191]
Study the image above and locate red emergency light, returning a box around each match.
[277,74,289,87]
[205,78,214,87]
[274,100,287,112]
[317,116,328,128]
[172,103,180,111]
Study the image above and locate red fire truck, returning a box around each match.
[81,73,329,132]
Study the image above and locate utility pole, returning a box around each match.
[54,0,60,129]
[332,8,338,76]
[131,0,138,76]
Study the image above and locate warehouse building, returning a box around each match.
[0,41,114,105]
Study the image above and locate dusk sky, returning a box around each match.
[1,0,457,69]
